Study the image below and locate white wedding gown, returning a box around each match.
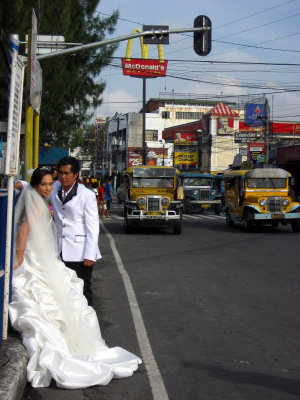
[9,186,141,389]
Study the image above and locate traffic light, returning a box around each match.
[194,15,211,56]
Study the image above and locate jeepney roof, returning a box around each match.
[123,165,180,177]
[245,168,290,178]
[223,168,290,179]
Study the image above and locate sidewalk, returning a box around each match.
[0,330,28,400]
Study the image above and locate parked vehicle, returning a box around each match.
[180,172,222,214]
[117,183,125,203]
[223,167,300,232]
[122,166,184,234]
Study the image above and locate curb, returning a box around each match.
[0,335,28,400]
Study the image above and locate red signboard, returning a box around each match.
[122,58,168,78]
[128,148,143,167]
[174,132,198,145]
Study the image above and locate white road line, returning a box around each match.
[101,222,169,400]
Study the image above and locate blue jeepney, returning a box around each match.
[180,172,222,214]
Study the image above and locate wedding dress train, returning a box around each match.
[9,186,141,389]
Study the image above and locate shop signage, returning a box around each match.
[174,132,198,145]
[249,142,265,164]
[234,131,258,143]
[218,117,234,135]
[122,58,168,78]
[128,148,143,167]
[174,152,198,165]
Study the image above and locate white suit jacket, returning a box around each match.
[50,182,101,262]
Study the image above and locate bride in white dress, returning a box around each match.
[9,168,142,389]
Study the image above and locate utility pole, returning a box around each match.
[265,97,270,164]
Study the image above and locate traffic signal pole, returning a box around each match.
[36,27,210,62]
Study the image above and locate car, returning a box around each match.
[117,183,125,203]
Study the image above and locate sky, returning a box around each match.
[93,0,300,122]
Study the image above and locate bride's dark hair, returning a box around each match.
[30,168,52,187]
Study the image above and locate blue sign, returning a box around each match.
[245,103,266,126]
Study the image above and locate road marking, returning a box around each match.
[101,222,169,400]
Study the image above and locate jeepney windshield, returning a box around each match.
[132,177,174,188]
[247,178,286,189]
[183,178,213,187]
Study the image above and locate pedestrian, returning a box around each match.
[50,166,58,181]
[9,167,142,389]
[50,156,100,306]
[98,180,106,219]
[104,176,114,218]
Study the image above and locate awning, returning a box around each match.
[204,103,238,118]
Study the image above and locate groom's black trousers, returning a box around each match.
[62,259,94,306]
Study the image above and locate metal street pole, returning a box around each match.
[36,27,210,62]
[142,77,146,164]
[265,98,270,164]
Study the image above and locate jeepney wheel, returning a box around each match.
[291,219,300,233]
[243,209,254,233]
[173,211,182,235]
[226,211,234,227]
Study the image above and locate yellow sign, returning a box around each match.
[174,152,198,165]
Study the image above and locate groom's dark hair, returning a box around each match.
[57,157,80,174]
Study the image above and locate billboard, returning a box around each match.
[245,103,266,126]
[174,132,198,145]
[174,152,198,165]
[248,142,265,164]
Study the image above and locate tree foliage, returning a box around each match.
[0,0,118,146]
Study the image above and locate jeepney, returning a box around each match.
[123,166,184,234]
[223,167,300,232]
[180,172,222,214]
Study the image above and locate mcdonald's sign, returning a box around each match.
[122,28,168,78]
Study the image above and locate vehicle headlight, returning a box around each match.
[137,197,146,206]
[162,197,170,206]
[282,198,290,207]
[193,190,198,196]
[259,199,267,207]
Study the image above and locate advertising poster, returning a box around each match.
[127,147,143,167]
[218,117,234,135]
[174,132,198,145]
[249,142,265,164]
[174,152,198,165]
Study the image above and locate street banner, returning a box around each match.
[30,9,42,114]
[174,152,198,165]
[248,142,265,164]
[245,103,266,126]
[5,54,25,175]
[122,58,168,78]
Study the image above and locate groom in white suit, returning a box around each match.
[50,156,101,306]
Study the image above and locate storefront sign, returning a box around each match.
[174,152,198,165]
[128,148,143,167]
[249,142,265,164]
[218,117,234,135]
[174,132,198,145]
[122,58,168,78]
[234,131,258,143]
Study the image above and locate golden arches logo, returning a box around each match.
[122,29,168,78]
